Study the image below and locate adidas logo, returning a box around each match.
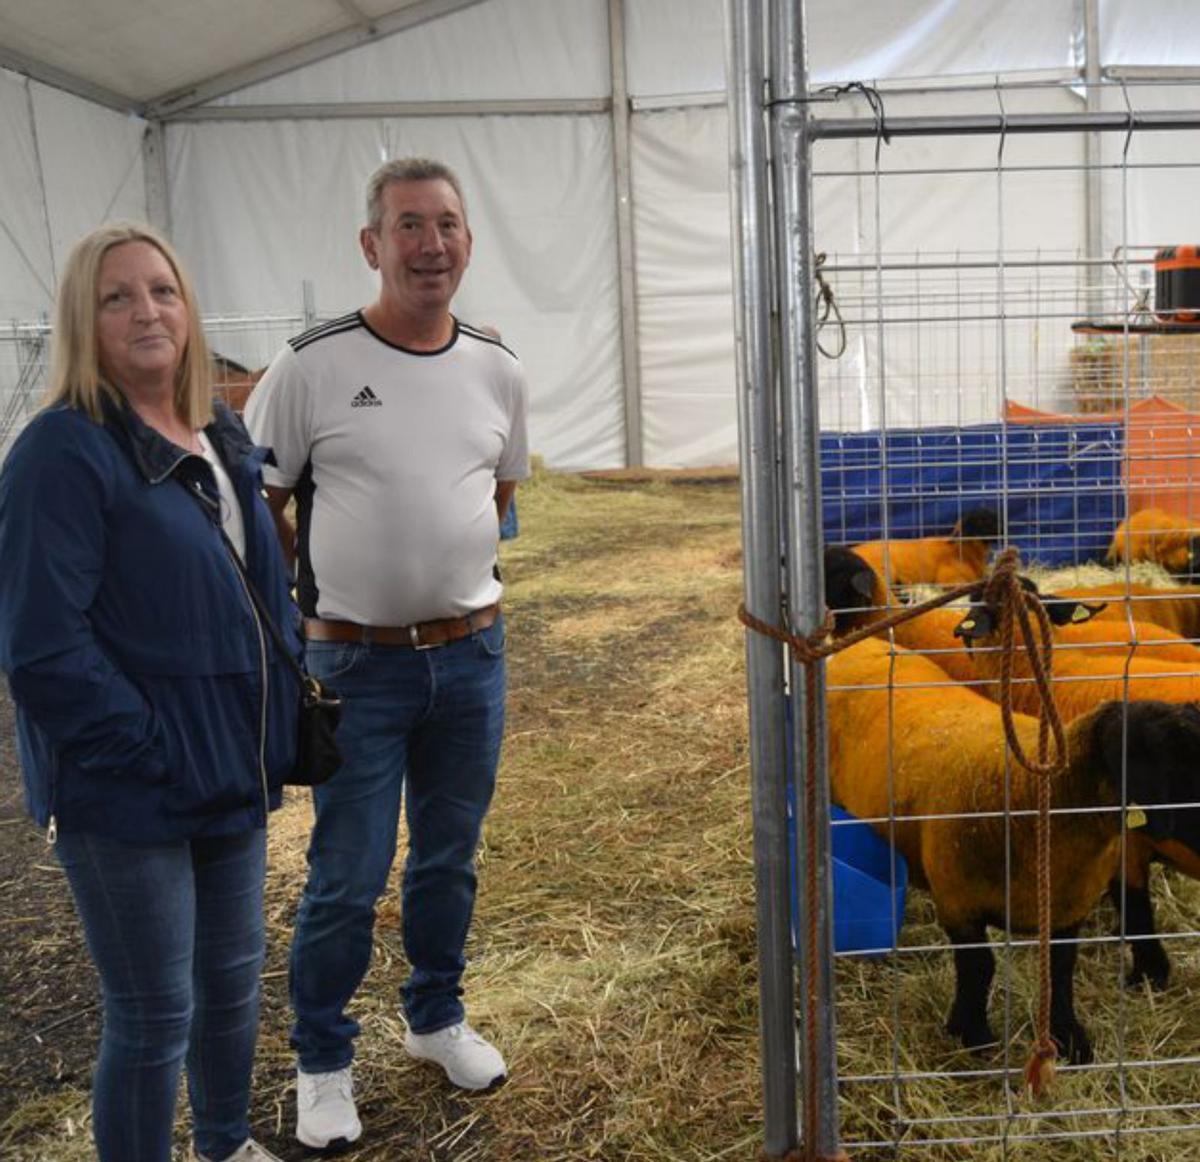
[351,386,382,408]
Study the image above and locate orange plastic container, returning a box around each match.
[1155,245,1200,324]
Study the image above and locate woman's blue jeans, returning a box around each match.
[55,827,267,1162]
[290,615,506,1072]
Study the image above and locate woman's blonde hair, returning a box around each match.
[46,221,212,429]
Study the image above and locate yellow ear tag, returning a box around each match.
[1127,804,1149,830]
[1071,606,1090,622]
[960,618,976,631]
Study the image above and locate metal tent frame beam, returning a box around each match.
[0,45,136,113]
[145,0,490,118]
[162,97,609,122]
[807,108,1200,140]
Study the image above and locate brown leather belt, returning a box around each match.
[304,603,500,649]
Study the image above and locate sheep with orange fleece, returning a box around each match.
[956,588,1200,986]
[824,545,980,684]
[828,634,1200,1062]
[1056,580,1200,642]
[1106,507,1200,579]
[849,508,999,589]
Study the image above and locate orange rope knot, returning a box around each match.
[1024,1040,1058,1098]
[792,611,836,662]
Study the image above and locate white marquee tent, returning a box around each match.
[2,0,1199,469]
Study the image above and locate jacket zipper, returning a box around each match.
[190,477,270,818]
[227,545,270,817]
[45,751,59,843]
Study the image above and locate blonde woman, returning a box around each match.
[0,222,300,1162]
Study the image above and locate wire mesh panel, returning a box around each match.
[0,321,50,459]
[806,82,1200,1161]
[0,313,308,461]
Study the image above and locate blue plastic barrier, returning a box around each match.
[820,421,1126,567]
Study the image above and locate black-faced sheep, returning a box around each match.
[826,633,1200,1062]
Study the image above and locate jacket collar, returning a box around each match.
[101,391,262,484]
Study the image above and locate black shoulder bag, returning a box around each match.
[220,531,343,787]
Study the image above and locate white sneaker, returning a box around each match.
[404,1021,507,1091]
[295,1066,363,1150]
[192,1140,283,1162]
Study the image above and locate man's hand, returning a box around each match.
[264,486,298,574]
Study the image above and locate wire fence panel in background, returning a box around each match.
[0,313,309,460]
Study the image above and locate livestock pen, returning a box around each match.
[728,1,1200,1158]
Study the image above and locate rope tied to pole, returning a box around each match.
[814,253,847,360]
[738,547,1070,1150]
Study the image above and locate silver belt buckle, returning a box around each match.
[409,623,438,650]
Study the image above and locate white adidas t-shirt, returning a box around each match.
[245,313,529,626]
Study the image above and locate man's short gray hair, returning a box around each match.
[365,158,468,232]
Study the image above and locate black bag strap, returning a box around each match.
[217,527,309,690]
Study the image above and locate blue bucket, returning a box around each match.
[786,784,908,955]
[828,805,908,955]
[784,697,908,955]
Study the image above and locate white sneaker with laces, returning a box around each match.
[191,1139,284,1162]
[404,1021,507,1091]
[295,1066,363,1150]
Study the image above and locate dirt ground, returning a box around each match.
[7,472,1200,1162]
[0,471,760,1161]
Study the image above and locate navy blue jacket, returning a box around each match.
[0,396,301,842]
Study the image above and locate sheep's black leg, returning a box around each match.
[1049,927,1093,1065]
[1108,876,1170,990]
[944,923,996,1052]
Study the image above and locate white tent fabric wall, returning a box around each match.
[0,70,55,322]
[157,0,1099,468]
[632,106,738,467]
[0,70,146,321]
[1095,83,1200,250]
[0,68,145,452]
[5,0,1200,467]
[209,0,611,106]
[168,113,626,469]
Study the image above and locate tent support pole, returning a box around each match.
[608,0,643,468]
[142,120,171,237]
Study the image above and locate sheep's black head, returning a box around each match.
[823,546,882,637]
[1092,701,1200,846]
[1182,534,1200,582]
[954,508,1001,543]
[953,579,1105,642]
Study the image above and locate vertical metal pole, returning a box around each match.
[1082,0,1104,319]
[302,279,318,328]
[607,0,644,468]
[725,0,797,1155]
[143,119,172,236]
[770,0,841,1156]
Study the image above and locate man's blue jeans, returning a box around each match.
[291,615,506,1072]
[55,828,267,1162]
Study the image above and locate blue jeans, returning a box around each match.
[55,828,267,1162]
[291,615,506,1072]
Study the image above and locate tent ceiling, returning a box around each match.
[0,0,485,112]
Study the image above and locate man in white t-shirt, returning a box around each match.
[245,157,529,1153]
